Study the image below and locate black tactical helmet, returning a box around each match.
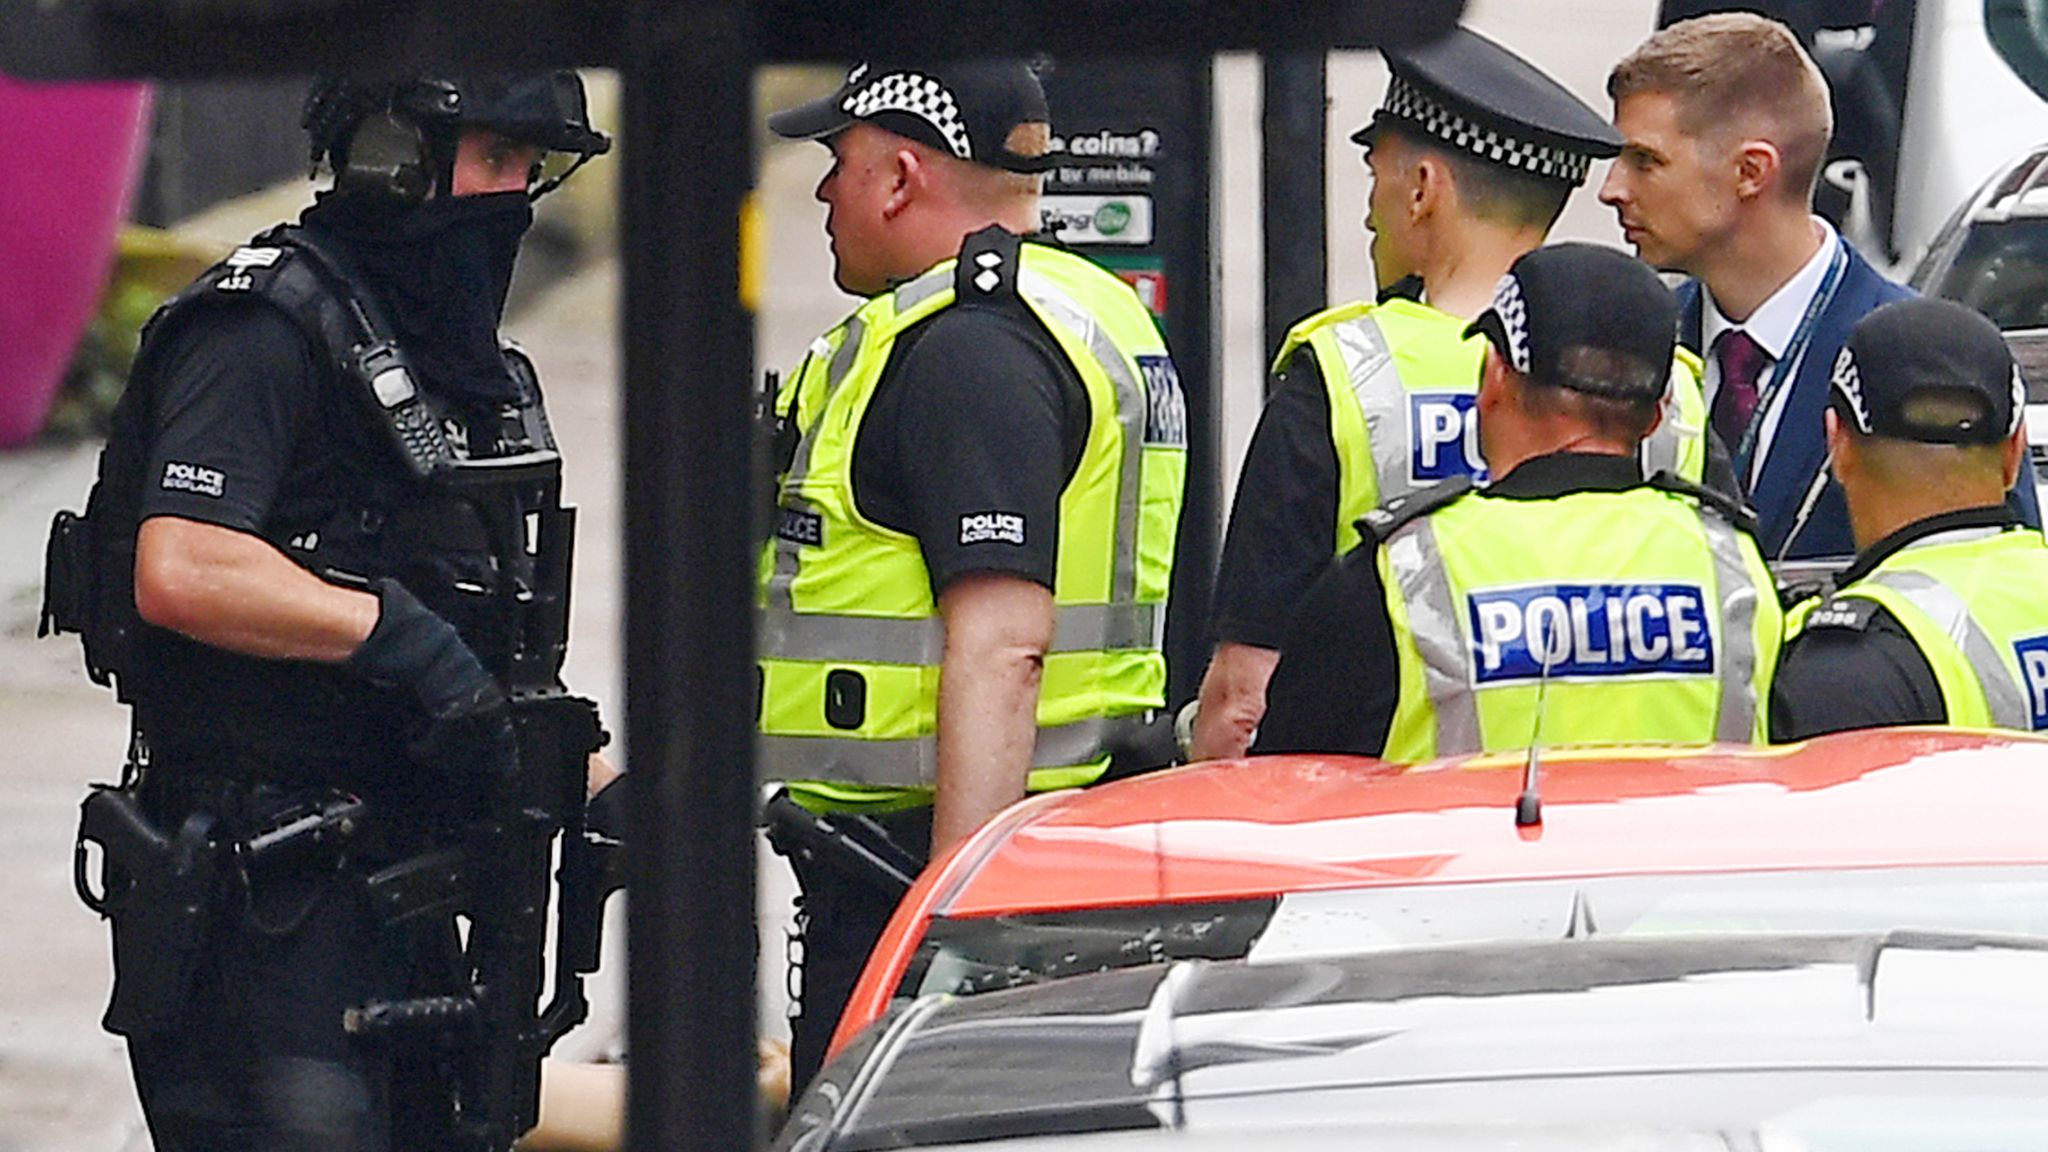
[303,72,611,202]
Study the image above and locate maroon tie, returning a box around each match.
[1710,328,1768,450]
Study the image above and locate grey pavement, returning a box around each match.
[0,8,1659,1147]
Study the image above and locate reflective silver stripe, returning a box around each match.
[893,264,953,313]
[1329,316,1418,503]
[1386,517,1481,755]
[758,715,1126,788]
[1096,600,1166,652]
[1641,376,1686,477]
[1867,569,2030,728]
[1020,268,1148,604]
[759,602,1163,664]
[769,315,868,614]
[760,613,943,666]
[1699,512,1764,742]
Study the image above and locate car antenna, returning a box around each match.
[1516,619,1560,828]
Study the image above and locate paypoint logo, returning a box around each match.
[1410,393,1482,482]
[2013,634,2048,729]
[1468,582,1714,684]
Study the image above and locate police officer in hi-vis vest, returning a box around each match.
[1257,244,1780,759]
[760,59,1185,1090]
[1190,27,1719,761]
[1773,298,2048,739]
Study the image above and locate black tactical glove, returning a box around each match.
[348,578,518,791]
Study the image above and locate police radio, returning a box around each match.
[351,339,455,480]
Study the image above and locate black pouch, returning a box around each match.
[42,505,136,692]
[40,510,93,642]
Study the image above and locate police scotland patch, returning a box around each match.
[960,511,1025,546]
[160,461,225,498]
[1468,581,1715,684]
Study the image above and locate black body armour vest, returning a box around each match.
[94,226,557,786]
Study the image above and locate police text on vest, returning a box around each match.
[776,506,824,548]
[1409,393,1482,483]
[1468,582,1715,684]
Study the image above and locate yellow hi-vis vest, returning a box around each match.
[759,240,1186,811]
[1275,300,1711,555]
[1371,476,1781,761]
[1785,526,2048,730]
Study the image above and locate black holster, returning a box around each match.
[77,786,221,1036]
[761,790,919,899]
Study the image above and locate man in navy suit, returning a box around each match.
[1600,11,2039,562]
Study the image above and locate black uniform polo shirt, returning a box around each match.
[850,286,1091,597]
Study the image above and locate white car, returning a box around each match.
[1906,143,2048,477]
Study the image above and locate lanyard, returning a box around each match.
[1731,239,1851,477]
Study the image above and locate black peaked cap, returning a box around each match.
[1354,26,1623,186]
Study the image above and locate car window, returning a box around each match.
[1925,217,2048,329]
[901,866,2048,1001]
[1908,190,1983,292]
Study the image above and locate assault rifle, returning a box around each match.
[345,448,623,1152]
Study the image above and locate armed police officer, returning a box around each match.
[41,74,611,1150]
[1257,244,1781,759]
[1773,298,2048,739]
[1189,27,1718,761]
[760,59,1185,1090]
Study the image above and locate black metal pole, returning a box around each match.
[1165,55,1219,709]
[1260,49,1328,394]
[622,3,759,1150]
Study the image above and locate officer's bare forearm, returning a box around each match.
[134,515,379,662]
[1189,641,1281,760]
[932,573,1054,859]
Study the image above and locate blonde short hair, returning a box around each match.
[1609,13,1833,201]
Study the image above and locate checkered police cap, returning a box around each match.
[1466,243,1677,403]
[769,59,1054,173]
[1832,298,2024,446]
[1352,27,1622,187]
[1380,75,1593,183]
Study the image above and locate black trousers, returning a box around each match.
[121,787,456,1152]
[777,804,932,1098]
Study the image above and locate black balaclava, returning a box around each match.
[300,187,535,406]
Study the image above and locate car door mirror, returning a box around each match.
[1823,158,1891,264]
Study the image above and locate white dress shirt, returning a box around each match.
[1700,217,1840,486]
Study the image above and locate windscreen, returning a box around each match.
[900,865,2048,1001]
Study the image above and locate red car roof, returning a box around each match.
[930,729,2048,918]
